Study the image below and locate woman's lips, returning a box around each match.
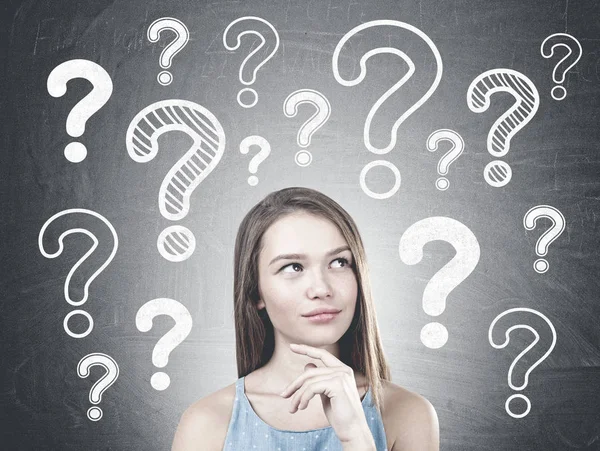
[304,311,340,323]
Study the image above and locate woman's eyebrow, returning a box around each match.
[268,245,351,266]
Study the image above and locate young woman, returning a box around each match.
[172,187,439,451]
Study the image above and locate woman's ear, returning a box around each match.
[256,299,265,310]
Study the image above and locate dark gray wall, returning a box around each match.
[2,0,600,450]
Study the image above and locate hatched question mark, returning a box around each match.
[239,135,271,186]
[523,205,566,274]
[489,308,557,418]
[283,89,331,167]
[147,17,190,86]
[540,33,582,101]
[38,208,118,338]
[136,298,193,391]
[126,99,226,262]
[426,129,465,191]
[399,217,480,349]
[223,16,280,108]
[467,68,540,188]
[77,353,120,421]
[47,59,113,163]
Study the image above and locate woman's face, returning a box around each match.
[256,211,358,346]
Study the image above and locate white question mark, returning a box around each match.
[136,298,193,391]
[399,217,480,349]
[77,353,120,421]
[38,208,118,338]
[283,89,331,167]
[147,17,190,86]
[126,99,226,262]
[426,129,465,191]
[223,16,280,108]
[333,19,443,155]
[239,135,271,186]
[489,308,557,418]
[467,68,540,188]
[523,205,566,274]
[540,33,582,101]
[47,59,113,163]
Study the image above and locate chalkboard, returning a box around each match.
[2,0,600,450]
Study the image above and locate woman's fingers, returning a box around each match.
[282,343,357,415]
[289,343,347,368]
[285,344,355,393]
[289,374,343,412]
[280,366,336,398]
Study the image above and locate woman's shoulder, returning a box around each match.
[381,379,429,404]
[380,380,440,451]
[171,380,238,451]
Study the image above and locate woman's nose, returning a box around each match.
[307,269,332,298]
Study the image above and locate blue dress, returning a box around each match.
[222,376,389,451]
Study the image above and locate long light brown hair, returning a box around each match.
[233,187,391,412]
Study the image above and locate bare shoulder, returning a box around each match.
[171,382,237,451]
[381,380,440,451]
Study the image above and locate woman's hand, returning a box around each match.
[279,343,375,447]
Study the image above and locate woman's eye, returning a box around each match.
[280,257,350,273]
[281,263,303,273]
[331,257,349,268]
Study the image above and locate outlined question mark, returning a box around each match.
[135,298,193,391]
[77,353,120,421]
[333,19,442,199]
[523,205,566,274]
[426,129,465,191]
[283,89,331,167]
[126,99,226,262]
[540,33,582,101]
[147,17,190,86]
[467,68,540,188]
[399,217,480,349]
[38,208,118,338]
[239,135,271,186]
[223,16,280,108]
[47,59,113,163]
[489,307,557,418]
[333,19,443,155]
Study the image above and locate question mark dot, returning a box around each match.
[420,322,448,349]
[483,160,512,188]
[157,225,196,263]
[158,71,173,86]
[295,150,312,167]
[534,258,549,274]
[87,406,103,421]
[64,142,87,163]
[551,85,566,101]
[435,177,449,191]
[151,372,171,391]
[247,175,259,186]
[506,394,531,418]
[237,88,258,108]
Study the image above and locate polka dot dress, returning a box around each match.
[222,376,388,450]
